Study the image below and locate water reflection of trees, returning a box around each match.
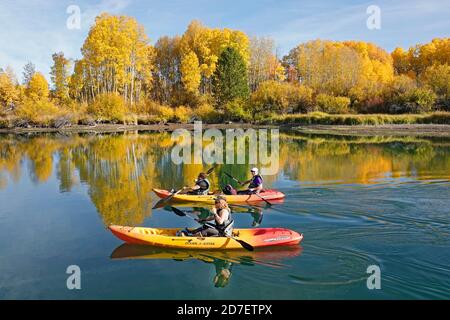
[279,133,450,184]
[0,132,277,225]
[0,133,168,226]
[0,132,449,224]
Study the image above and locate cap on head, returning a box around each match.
[250,167,259,174]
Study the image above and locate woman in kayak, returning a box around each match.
[213,259,233,288]
[179,197,234,237]
[238,167,263,195]
[181,172,210,195]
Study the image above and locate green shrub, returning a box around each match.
[420,64,450,109]
[387,88,436,114]
[224,98,251,122]
[405,88,436,112]
[316,94,351,114]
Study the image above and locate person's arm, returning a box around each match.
[183,184,200,192]
[214,209,230,225]
[240,179,252,186]
[203,215,215,222]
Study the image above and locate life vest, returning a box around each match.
[194,178,210,195]
[215,208,234,237]
[248,174,263,189]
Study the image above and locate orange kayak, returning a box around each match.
[152,188,285,204]
[109,225,303,250]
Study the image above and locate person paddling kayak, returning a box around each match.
[179,197,234,237]
[181,172,210,195]
[237,167,263,195]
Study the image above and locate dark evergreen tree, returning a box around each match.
[212,47,249,107]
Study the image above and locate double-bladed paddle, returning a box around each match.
[170,206,254,251]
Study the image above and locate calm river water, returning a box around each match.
[0,130,449,299]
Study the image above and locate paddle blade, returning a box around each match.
[254,192,272,207]
[152,198,167,209]
[170,206,187,217]
[234,238,254,251]
[206,166,215,175]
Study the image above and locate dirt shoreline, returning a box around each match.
[0,123,449,137]
[291,124,450,137]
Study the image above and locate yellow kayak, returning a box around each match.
[109,225,303,250]
[153,188,285,204]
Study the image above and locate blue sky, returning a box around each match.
[0,0,449,82]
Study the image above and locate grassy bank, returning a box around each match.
[1,110,450,130]
[259,111,450,125]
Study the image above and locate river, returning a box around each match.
[0,130,449,299]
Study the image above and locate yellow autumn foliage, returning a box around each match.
[392,38,450,76]
[26,72,49,101]
[87,92,128,122]
[180,50,202,93]
[0,69,19,110]
[179,20,250,94]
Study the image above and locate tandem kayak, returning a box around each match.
[109,225,303,250]
[152,188,285,204]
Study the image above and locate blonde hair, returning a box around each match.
[215,198,229,210]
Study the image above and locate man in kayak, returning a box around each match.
[181,172,210,195]
[238,167,263,195]
[179,197,234,237]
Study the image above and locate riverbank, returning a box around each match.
[0,122,260,134]
[291,124,450,137]
[2,111,449,133]
[1,122,450,137]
